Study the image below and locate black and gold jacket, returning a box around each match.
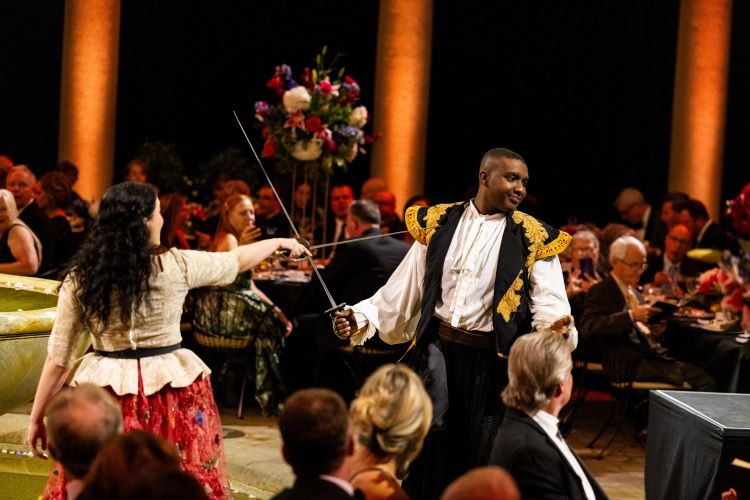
[404,201,571,355]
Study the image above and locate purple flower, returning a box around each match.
[337,125,364,140]
[278,64,293,80]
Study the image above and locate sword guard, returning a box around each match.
[325,303,348,319]
[274,236,312,262]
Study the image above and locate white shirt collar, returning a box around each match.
[319,475,354,496]
[468,199,507,221]
[530,409,560,437]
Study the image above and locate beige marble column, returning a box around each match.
[669,0,732,220]
[58,0,121,202]
[370,0,433,214]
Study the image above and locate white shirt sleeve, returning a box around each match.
[349,242,427,346]
[529,255,578,348]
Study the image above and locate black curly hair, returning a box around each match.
[67,182,158,330]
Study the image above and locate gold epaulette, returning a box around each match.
[405,202,462,245]
[538,231,572,259]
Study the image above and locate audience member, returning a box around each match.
[360,177,387,201]
[441,466,520,500]
[348,364,432,500]
[56,160,92,235]
[0,188,41,275]
[489,331,608,500]
[159,193,191,249]
[291,182,323,243]
[660,192,690,229]
[373,190,406,234]
[597,223,635,276]
[672,198,740,254]
[580,236,716,391]
[5,165,50,264]
[198,177,251,238]
[291,200,409,397]
[274,388,357,499]
[256,184,288,238]
[37,171,76,276]
[318,184,355,258]
[78,430,183,500]
[44,384,123,500]
[197,193,289,414]
[0,154,13,193]
[124,159,149,183]
[120,465,209,500]
[613,187,666,252]
[641,223,701,295]
[566,230,603,323]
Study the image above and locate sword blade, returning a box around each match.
[309,229,411,250]
[233,110,339,310]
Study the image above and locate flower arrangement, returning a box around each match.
[730,182,750,245]
[253,48,373,177]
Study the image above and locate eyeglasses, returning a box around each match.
[617,259,648,271]
[666,235,691,247]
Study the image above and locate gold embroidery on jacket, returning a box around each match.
[512,211,548,270]
[497,270,524,322]
[405,206,427,245]
[538,231,572,259]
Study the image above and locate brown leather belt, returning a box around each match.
[437,320,495,350]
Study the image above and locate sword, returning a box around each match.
[233,110,345,317]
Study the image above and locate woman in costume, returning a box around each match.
[27,182,308,499]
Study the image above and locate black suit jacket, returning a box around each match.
[641,254,702,286]
[17,199,50,271]
[297,227,409,314]
[644,207,667,250]
[490,408,608,500]
[272,476,361,500]
[697,221,740,253]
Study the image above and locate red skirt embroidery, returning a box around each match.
[44,360,230,499]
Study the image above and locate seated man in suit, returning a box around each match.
[672,198,740,254]
[641,223,701,295]
[274,388,358,500]
[580,236,716,390]
[290,199,410,397]
[489,331,608,500]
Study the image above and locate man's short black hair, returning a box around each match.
[349,199,381,225]
[480,148,526,171]
[279,388,349,478]
[662,191,689,205]
[672,198,708,220]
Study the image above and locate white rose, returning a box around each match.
[291,139,323,161]
[283,86,312,113]
[349,106,368,128]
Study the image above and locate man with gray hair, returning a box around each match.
[490,331,608,499]
[613,187,666,252]
[580,235,715,390]
[44,383,123,499]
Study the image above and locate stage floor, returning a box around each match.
[0,398,645,499]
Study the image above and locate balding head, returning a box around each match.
[46,384,123,479]
[6,165,36,207]
[614,187,648,224]
[441,466,520,500]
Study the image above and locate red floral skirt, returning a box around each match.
[44,361,230,499]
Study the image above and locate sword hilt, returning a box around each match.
[325,303,348,319]
[273,236,312,262]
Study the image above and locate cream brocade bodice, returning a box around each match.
[47,248,239,396]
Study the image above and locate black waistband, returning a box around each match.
[94,343,182,359]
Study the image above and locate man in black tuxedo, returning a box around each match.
[490,331,608,500]
[672,198,740,254]
[614,187,667,254]
[580,236,715,390]
[641,223,702,293]
[274,388,360,500]
[291,199,409,397]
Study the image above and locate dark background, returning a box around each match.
[0,1,746,226]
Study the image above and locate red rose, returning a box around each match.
[305,116,323,133]
[262,139,276,158]
[267,76,285,96]
[319,80,333,94]
[324,139,337,152]
[262,128,270,140]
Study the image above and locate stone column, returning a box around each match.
[370,0,433,214]
[58,0,121,202]
[669,0,732,219]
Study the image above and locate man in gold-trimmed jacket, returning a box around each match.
[334,148,575,500]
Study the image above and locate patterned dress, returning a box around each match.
[45,249,240,499]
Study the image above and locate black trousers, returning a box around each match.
[403,331,508,500]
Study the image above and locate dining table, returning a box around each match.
[664,316,749,393]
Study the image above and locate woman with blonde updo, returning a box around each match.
[348,364,432,500]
